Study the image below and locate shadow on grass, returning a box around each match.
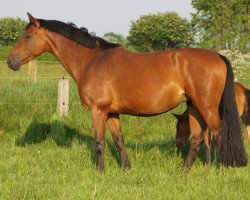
[15,119,97,165]
[15,120,209,168]
[15,119,94,148]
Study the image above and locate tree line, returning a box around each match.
[0,0,249,52]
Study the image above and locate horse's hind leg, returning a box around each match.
[107,114,131,170]
[183,103,207,172]
[247,126,250,143]
[242,116,250,143]
[204,128,211,164]
[198,107,222,164]
[212,137,219,164]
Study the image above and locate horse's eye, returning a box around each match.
[25,35,31,39]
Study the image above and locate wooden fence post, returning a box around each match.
[57,77,69,117]
[28,60,37,83]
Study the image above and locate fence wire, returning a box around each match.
[0,60,250,106]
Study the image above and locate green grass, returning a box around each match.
[0,62,250,199]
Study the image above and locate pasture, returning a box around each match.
[0,61,250,199]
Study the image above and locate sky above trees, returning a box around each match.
[0,0,194,36]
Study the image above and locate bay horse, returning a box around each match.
[174,82,250,163]
[7,13,247,171]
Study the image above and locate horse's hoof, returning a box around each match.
[122,161,131,171]
[183,165,190,173]
[97,166,105,173]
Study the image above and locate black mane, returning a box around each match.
[26,19,121,50]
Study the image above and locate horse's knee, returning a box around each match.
[183,138,203,172]
[190,138,203,152]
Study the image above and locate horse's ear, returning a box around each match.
[172,113,183,120]
[27,13,40,27]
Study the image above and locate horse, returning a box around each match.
[174,82,250,163]
[7,13,247,171]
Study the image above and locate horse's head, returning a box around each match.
[172,111,190,153]
[7,13,49,71]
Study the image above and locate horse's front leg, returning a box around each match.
[90,108,108,171]
[107,113,131,170]
[183,103,206,172]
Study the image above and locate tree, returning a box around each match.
[127,12,194,52]
[103,32,128,47]
[0,17,27,46]
[191,0,250,51]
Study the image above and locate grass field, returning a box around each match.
[0,61,250,200]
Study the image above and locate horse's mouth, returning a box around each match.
[11,65,21,71]
[7,58,21,71]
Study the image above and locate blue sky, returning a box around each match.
[1,0,194,36]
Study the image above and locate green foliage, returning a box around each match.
[0,17,27,46]
[103,32,128,47]
[0,46,12,60]
[0,18,56,61]
[127,12,194,52]
[191,0,250,51]
[219,49,247,79]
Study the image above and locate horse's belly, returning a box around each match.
[112,84,186,115]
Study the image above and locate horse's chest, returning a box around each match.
[78,83,112,110]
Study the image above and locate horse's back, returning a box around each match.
[82,48,187,115]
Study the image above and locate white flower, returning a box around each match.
[219,49,246,80]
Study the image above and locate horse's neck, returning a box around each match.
[47,33,99,82]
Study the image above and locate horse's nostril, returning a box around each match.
[7,58,11,66]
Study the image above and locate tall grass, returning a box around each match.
[0,62,250,199]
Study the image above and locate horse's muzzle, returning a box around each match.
[7,57,20,71]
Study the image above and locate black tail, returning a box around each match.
[219,54,248,167]
[241,88,250,126]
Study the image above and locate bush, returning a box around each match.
[127,12,194,52]
[219,49,247,80]
[0,17,27,46]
